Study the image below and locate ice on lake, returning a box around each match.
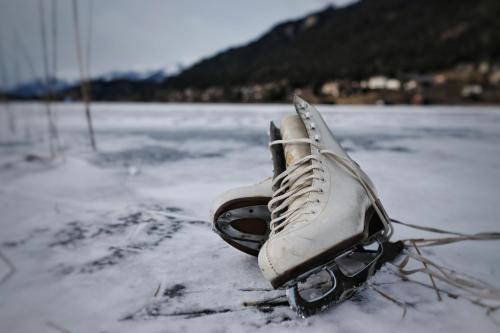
[1,102,499,332]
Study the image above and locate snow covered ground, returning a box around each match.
[0,102,499,332]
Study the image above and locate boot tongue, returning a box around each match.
[279,115,311,216]
[280,115,310,167]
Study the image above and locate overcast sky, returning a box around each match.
[0,0,356,88]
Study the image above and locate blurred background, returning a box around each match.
[1,0,499,105]
[1,1,500,332]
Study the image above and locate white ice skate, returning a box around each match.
[210,178,272,256]
[258,96,401,316]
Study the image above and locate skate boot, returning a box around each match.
[210,178,272,256]
[258,96,401,317]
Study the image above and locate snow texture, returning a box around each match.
[0,102,499,332]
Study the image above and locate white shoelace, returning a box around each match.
[268,138,393,238]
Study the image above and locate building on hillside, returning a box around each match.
[321,81,340,98]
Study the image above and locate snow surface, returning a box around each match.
[0,102,499,332]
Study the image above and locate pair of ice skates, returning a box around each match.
[210,96,402,317]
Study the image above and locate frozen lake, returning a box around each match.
[1,102,500,332]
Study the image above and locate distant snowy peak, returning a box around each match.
[11,78,72,97]
[97,69,169,83]
[8,68,170,97]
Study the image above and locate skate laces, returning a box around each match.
[268,138,393,238]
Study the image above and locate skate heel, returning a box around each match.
[213,200,270,256]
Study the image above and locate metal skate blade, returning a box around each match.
[286,239,389,317]
[293,269,337,302]
[334,242,382,277]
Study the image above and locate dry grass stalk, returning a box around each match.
[411,240,442,301]
[45,320,71,333]
[242,294,287,307]
[0,250,15,285]
[153,282,161,297]
[72,0,97,151]
[39,0,59,157]
[392,269,500,315]
[369,285,408,318]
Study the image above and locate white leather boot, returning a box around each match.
[210,178,272,256]
[258,96,396,316]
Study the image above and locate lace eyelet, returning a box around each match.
[316,199,320,203]
[319,189,324,193]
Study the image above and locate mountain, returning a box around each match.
[97,69,168,83]
[8,69,169,100]
[9,78,73,98]
[166,0,500,89]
